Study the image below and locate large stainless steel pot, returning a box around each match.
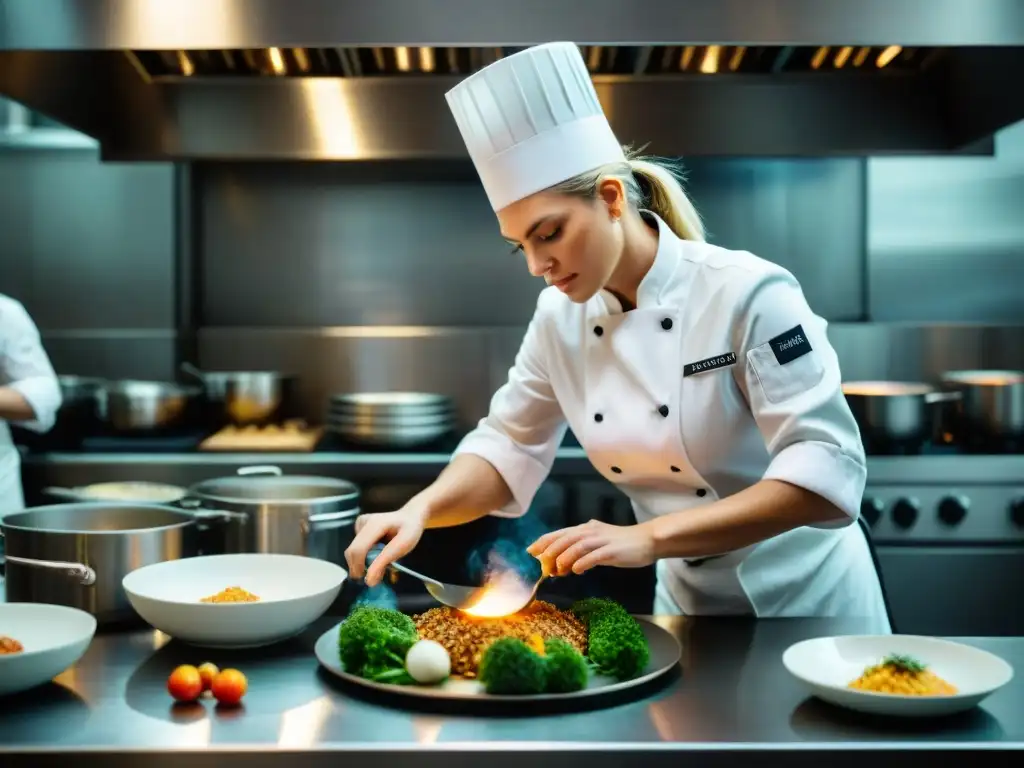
[182,465,360,564]
[939,369,1024,444]
[842,381,961,449]
[97,380,203,432]
[182,363,297,426]
[0,503,203,624]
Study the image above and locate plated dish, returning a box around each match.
[0,603,97,697]
[783,634,1013,717]
[315,597,681,703]
[122,553,346,648]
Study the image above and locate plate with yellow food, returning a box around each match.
[0,603,97,696]
[782,635,1014,717]
[122,553,346,648]
[314,597,681,704]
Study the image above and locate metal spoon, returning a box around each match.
[365,545,549,614]
[366,545,479,610]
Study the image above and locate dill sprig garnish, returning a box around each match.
[864,653,928,675]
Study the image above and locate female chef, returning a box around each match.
[345,42,890,632]
[0,293,61,517]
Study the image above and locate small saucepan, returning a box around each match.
[842,381,961,450]
[939,370,1024,444]
[181,363,297,426]
[97,380,203,433]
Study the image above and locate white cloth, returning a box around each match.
[454,213,890,633]
[445,42,625,212]
[0,294,62,519]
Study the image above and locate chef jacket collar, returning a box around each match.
[598,210,680,315]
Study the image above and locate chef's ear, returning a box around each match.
[596,177,626,219]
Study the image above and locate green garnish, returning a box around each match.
[866,653,928,675]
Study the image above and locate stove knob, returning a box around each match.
[1010,498,1024,528]
[860,497,883,527]
[937,495,969,526]
[891,498,919,529]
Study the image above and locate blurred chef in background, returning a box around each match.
[0,293,61,517]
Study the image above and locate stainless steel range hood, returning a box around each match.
[1,0,1023,160]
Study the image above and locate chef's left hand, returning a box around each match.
[527,519,657,576]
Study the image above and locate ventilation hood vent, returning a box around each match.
[131,45,936,79]
[0,0,1023,160]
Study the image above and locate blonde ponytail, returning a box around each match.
[626,154,705,243]
[548,146,705,242]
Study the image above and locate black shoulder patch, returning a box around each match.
[768,324,812,365]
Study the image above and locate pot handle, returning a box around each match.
[178,498,248,523]
[41,486,86,501]
[2,548,96,586]
[925,391,962,404]
[302,508,360,535]
[180,362,206,381]
[237,465,283,477]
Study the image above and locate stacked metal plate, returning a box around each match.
[326,392,456,448]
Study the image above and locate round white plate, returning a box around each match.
[315,617,680,703]
[0,603,97,697]
[122,554,346,648]
[783,634,1014,717]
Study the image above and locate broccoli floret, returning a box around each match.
[571,598,650,681]
[337,605,419,684]
[479,637,546,695]
[571,597,622,625]
[543,638,589,693]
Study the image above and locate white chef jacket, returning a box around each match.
[453,212,890,633]
[0,294,62,518]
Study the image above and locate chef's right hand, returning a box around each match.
[345,506,428,587]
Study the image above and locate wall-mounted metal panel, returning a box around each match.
[0,151,177,330]
[197,157,866,326]
[197,162,541,328]
[867,120,1024,323]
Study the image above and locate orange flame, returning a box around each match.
[459,552,537,618]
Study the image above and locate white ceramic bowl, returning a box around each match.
[783,634,1014,717]
[0,603,97,696]
[122,554,346,648]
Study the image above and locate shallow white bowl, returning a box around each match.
[783,634,1014,717]
[122,554,346,648]
[0,603,97,696]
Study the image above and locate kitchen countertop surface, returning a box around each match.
[1,606,1021,768]
[21,447,1024,486]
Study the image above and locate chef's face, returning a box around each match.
[498,179,625,302]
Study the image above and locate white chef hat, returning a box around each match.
[445,42,626,212]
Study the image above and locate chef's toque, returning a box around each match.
[445,42,626,212]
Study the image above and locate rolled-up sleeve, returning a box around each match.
[452,293,567,518]
[730,269,866,527]
[1,299,62,433]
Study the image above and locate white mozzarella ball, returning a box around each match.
[405,639,451,684]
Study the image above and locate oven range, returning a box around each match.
[863,445,1024,637]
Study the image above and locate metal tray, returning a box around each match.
[314,616,681,703]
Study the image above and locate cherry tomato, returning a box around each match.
[198,662,220,691]
[167,665,204,703]
[211,668,248,706]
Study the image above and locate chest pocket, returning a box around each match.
[746,323,825,405]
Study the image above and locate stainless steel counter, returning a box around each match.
[1,612,1022,768]
[21,448,1024,485]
